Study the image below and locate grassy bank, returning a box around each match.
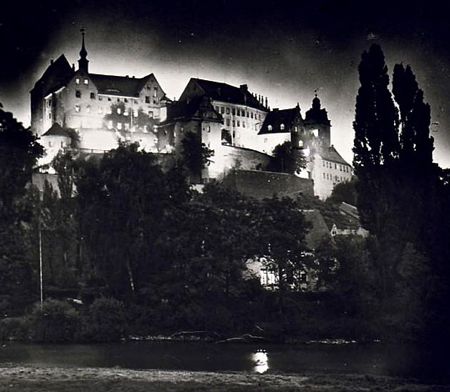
[0,367,448,392]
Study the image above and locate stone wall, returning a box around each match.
[222,169,314,199]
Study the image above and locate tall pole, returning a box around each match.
[38,215,43,309]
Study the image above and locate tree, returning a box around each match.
[180,131,214,180]
[270,141,307,174]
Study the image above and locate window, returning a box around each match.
[215,106,219,112]
[83,79,89,85]
[268,125,272,131]
[117,122,122,130]
[124,110,129,116]
[280,123,285,130]
[323,161,325,167]
[117,98,121,102]
[323,173,326,179]
[47,100,52,107]
[243,122,246,128]
[232,108,235,115]
[108,120,113,129]
[251,112,254,119]
[134,99,138,104]
[148,111,153,118]
[98,108,103,114]
[61,141,65,148]
[237,120,240,127]
[226,107,230,114]
[153,99,157,104]
[232,120,236,127]
[108,97,112,101]
[117,108,122,114]
[335,163,337,169]
[246,111,249,118]
[145,96,150,103]
[220,107,225,114]
[75,105,80,112]
[75,78,80,85]
[125,123,130,130]
[124,98,128,103]
[75,90,81,98]
[226,119,230,126]
[133,110,138,117]
[99,96,103,101]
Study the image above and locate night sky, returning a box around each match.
[1,0,450,167]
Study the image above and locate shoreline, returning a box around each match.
[0,366,449,392]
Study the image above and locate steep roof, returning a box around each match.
[32,55,74,95]
[189,78,267,111]
[258,107,301,135]
[319,145,351,166]
[41,123,72,138]
[304,96,330,126]
[89,73,153,97]
[162,96,223,125]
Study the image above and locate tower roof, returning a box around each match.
[305,95,330,126]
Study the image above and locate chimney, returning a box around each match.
[240,84,248,92]
[265,97,268,108]
[50,59,54,65]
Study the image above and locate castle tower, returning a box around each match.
[304,94,331,148]
[78,29,89,74]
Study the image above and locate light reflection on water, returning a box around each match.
[251,349,269,373]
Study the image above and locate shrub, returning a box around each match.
[0,317,30,341]
[29,299,80,342]
[82,297,127,342]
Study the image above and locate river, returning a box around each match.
[0,341,447,382]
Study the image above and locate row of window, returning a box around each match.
[74,105,154,118]
[75,91,158,105]
[323,160,350,172]
[323,173,347,182]
[267,124,286,131]
[215,105,262,120]
[75,78,89,85]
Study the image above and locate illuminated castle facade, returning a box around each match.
[31,33,351,199]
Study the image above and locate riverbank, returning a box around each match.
[0,367,449,392]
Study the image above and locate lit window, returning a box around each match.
[133,110,138,117]
[75,90,81,98]
[117,108,122,114]
[90,92,95,99]
[117,122,122,130]
[268,125,272,131]
[124,110,129,116]
[125,123,130,130]
[148,111,153,118]
[75,105,80,112]
[280,123,285,130]
[108,121,113,129]
[75,78,80,84]
[83,79,89,85]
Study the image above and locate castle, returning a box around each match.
[31,32,352,199]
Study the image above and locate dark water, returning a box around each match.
[0,341,448,381]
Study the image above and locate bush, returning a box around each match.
[0,317,30,341]
[29,299,80,342]
[82,297,127,342]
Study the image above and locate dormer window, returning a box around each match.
[84,79,89,85]
[90,92,95,99]
[268,125,273,131]
[75,90,81,98]
[117,108,122,115]
[75,78,80,85]
[75,105,80,112]
[280,123,285,130]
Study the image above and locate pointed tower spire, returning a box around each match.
[78,28,89,73]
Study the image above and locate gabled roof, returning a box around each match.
[32,55,75,95]
[162,96,222,125]
[89,73,154,97]
[187,78,267,111]
[41,123,73,138]
[319,145,351,166]
[258,107,302,135]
